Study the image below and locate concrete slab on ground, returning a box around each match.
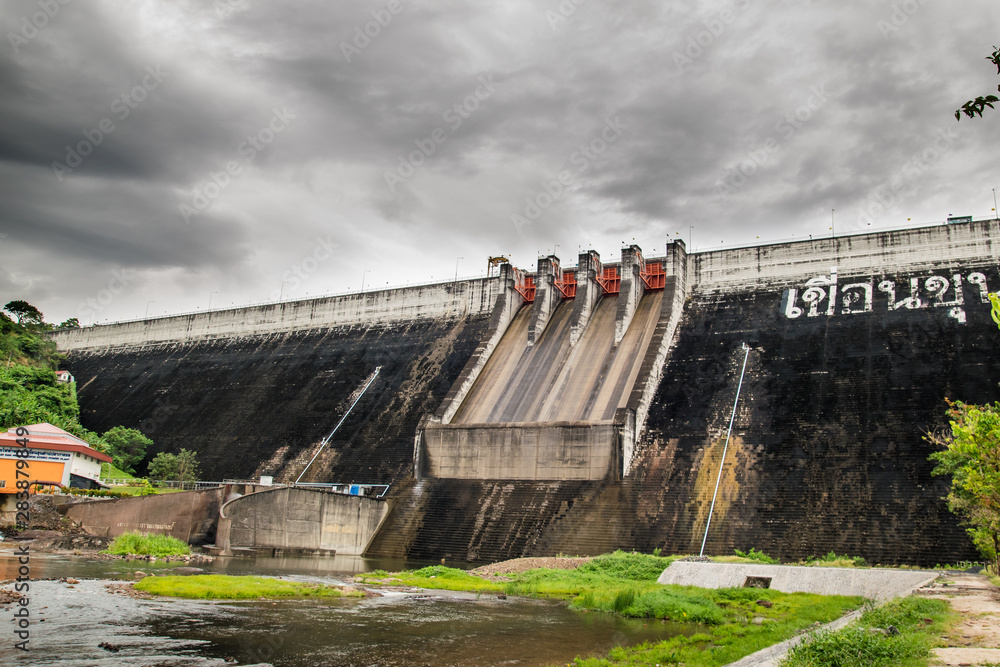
[658,562,937,601]
[923,572,1000,667]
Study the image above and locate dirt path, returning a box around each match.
[918,572,1000,666]
[470,556,592,579]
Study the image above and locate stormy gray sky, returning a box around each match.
[2,0,999,324]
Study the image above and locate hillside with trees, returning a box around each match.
[0,300,198,480]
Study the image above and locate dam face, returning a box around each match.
[52,220,1000,565]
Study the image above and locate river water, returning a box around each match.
[0,550,690,666]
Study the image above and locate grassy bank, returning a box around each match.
[781,596,952,667]
[135,574,363,599]
[102,531,191,557]
[358,551,862,666]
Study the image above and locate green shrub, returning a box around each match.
[805,552,868,567]
[571,585,725,624]
[59,486,132,498]
[612,588,637,613]
[102,531,190,556]
[781,596,950,667]
[734,547,780,564]
[623,589,725,624]
[576,550,675,581]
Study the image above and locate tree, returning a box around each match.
[58,318,80,329]
[102,426,152,475]
[956,45,1000,120]
[927,399,1000,574]
[148,448,201,482]
[3,300,44,325]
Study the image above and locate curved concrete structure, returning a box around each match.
[216,486,388,556]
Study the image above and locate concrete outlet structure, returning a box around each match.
[215,486,388,556]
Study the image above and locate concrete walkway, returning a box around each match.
[921,572,1000,667]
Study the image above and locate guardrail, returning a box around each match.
[221,479,391,498]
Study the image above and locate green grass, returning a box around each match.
[780,596,952,667]
[358,551,861,667]
[567,588,859,666]
[135,574,363,599]
[100,462,134,480]
[358,565,505,592]
[102,531,191,556]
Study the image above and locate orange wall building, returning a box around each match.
[0,423,112,493]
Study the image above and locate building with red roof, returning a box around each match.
[0,423,112,493]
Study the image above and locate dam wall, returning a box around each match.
[53,219,1000,565]
[50,278,499,350]
[58,280,495,482]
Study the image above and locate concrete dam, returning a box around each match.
[51,220,1000,565]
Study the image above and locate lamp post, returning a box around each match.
[361,269,369,292]
[278,281,287,302]
[454,257,463,282]
[208,291,218,310]
[145,301,155,318]
[689,226,694,249]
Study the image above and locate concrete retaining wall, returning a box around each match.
[657,562,937,601]
[217,487,388,555]
[421,422,616,480]
[64,488,224,544]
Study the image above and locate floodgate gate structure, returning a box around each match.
[51,219,1000,565]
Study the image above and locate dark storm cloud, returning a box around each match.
[1,0,998,322]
